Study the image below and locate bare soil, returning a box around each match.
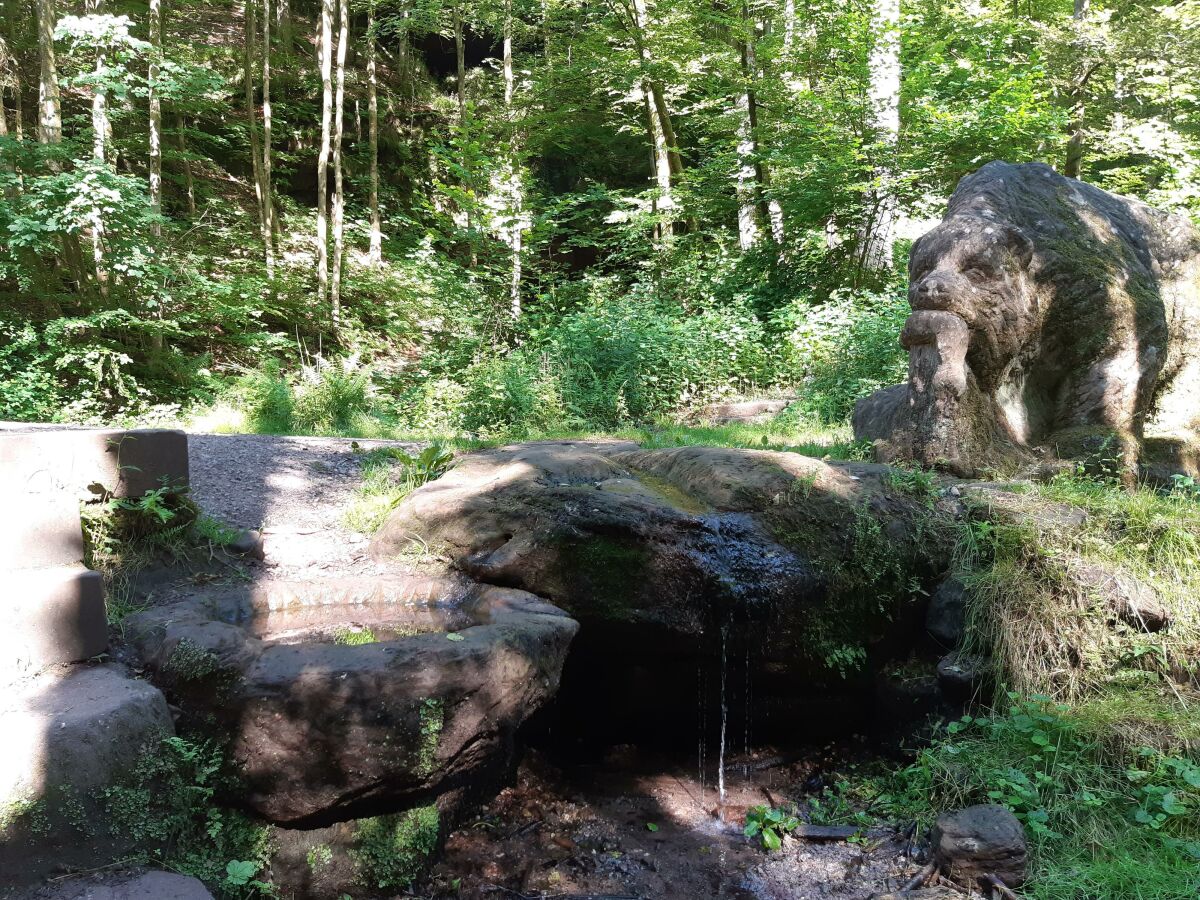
[420,748,927,900]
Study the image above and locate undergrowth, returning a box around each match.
[102,735,275,898]
[81,481,243,625]
[343,443,455,534]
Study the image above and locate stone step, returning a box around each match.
[1,567,107,677]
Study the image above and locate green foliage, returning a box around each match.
[743,805,801,851]
[871,696,1200,900]
[333,626,376,646]
[343,443,455,534]
[778,285,910,426]
[101,736,275,898]
[353,805,440,890]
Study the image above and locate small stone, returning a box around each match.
[225,529,265,560]
[936,652,985,701]
[932,804,1027,887]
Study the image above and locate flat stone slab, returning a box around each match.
[14,871,213,900]
[0,427,189,505]
[0,568,107,677]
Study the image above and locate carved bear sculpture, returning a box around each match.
[854,161,1200,476]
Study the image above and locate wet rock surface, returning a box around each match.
[855,161,1200,477]
[371,440,948,656]
[371,440,957,747]
[125,575,578,825]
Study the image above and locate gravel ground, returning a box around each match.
[186,432,421,579]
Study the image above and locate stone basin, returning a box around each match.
[126,575,578,825]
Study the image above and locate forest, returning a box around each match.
[2,1,1200,900]
[0,0,1196,435]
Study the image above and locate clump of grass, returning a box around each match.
[343,444,454,534]
[956,472,1200,744]
[332,625,376,646]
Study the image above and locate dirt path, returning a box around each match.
[186,432,420,579]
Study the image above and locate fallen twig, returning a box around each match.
[902,861,937,892]
[982,873,1021,900]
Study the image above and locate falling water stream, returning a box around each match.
[717,622,729,811]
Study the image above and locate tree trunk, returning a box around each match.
[735,3,763,250]
[262,0,277,273]
[244,0,269,270]
[454,2,466,124]
[178,115,196,216]
[316,0,334,315]
[89,0,110,297]
[35,0,62,146]
[627,0,677,232]
[367,0,382,265]
[330,0,348,326]
[503,0,523,318]
[7,15,25,142]
[148,0,162,237]
[860,0,900,273]
[1063,0,1090,179]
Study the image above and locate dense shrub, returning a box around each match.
[778,286,910,425]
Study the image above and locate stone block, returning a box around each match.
[75,429,190,500]
[0,428,189,505]
[21,871,214,900]
[0,666,174,896]
[0,482,84,571]
[1,568,107,675]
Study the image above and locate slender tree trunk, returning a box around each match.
[330,0,347,326]
[453,2,466,124]
[262,0,277,273]
[316,0,334,315]
[35,0,62,146]
[860,0,900,273]
[7,15,25,142]
[367,0,382,265]
[735,4,762,250]
[397,13,410,102]
[627,0,677,231]
[148,0,162,238]
[89,0,110,297]
[1063,0,1090,178]
[244,0,267,255]
[276,0,291,52]
[644,92,672,243]
[178,115,196,216]
[503,0,523,318]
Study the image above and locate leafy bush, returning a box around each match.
[293,360,371,433]
[778,286,909,425]
[353,805,440,890]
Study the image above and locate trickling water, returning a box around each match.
[717,622,729,810]
[697,630,707,804]
[743,638,752,778]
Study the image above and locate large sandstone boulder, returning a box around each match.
[125,575,577,825]
[855,161,1200,477]
[370,441,953,715]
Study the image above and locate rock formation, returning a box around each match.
[370,441,954,740]
[854,161,1200,477]
[126,576,577,825]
